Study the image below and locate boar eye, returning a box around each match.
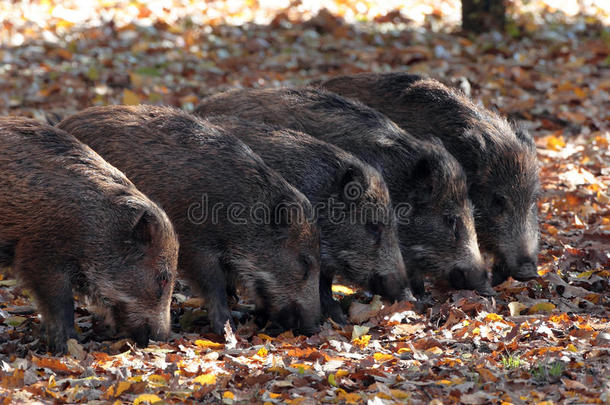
[365,222,383,243]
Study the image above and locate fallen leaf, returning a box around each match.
[349,295,383,323]
[508,302,528,316]
[528,302,556,314]
[193,374,216,385]
[133,394,163,405]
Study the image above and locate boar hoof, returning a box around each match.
[491,262,510,286]
[210,315,235,336]
[409,275,426,298]
[43,325,75,355]
[130,324,151,348]
[324,301,347,325]
[254,309,269,329]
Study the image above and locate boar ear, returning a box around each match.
[337,165,367,203]
[132,209,157,246]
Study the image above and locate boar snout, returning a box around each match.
[512,258,538,282]
[475,282,498,297]
[449,266,496,297]
[129,324,151,348]
[274,303,321,336]
[369,272,407,302]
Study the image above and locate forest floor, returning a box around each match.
[0,0,609,403]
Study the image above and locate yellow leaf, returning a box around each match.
[328,373,337,387]
[336,388,361,404]
[335,369,349,377]
[223,391,235,399]
[147,375,167,387]
[133,394,163,405]
[546,135,565,151]
[332,285,355,295]
[193,373,216,385]
[257,333,274,341]
[268,392,282,399]
[123,89,140,105]
[195,339,224,349]
[373,352,395,362]
[375,392,392,400]
[485,313,504,322]
[390,389,410,399]
[549,313,570,323]
[566,344,578,352]
[286,398,308,405]
[577,270,595,278]
[352,334,371,349]
[528,302,556,314]
[114,381,131,397]
[290,363,311,371]
[256,347,268,358]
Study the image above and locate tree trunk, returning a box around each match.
[462,0,506,33]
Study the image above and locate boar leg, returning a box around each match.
[491,260,510,286]
[181,247,235,336]
[14,253,76,354]
[320,272,347,324]
[408,270,426,298]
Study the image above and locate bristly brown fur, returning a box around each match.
[195,88,494,297]
[0,117,179,354]
[58,105,322,336]
[319,72,541,285]
[206,115,406,323]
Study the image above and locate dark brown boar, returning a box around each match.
[0,117,178,354]
[318,73,541,285]
[205,115,408,323]
[195,88,495,298]
[57,106,322,336]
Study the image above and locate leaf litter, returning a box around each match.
[0,0,609,403]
